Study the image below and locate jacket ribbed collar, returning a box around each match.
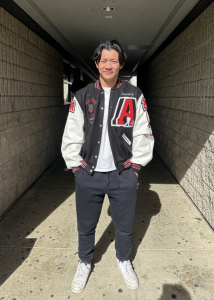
[94,78,122,92]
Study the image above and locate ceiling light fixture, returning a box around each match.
[102,7,115,11]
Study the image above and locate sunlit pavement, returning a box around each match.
[0,153,214,300]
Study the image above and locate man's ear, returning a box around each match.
[119,63,124,70]
[95,61,99,69]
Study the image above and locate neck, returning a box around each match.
[99,76,118,88]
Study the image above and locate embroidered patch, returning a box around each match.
[111,97,136,127]
[121,92,134,97]
[141,98,147,111]
[122,133,132,145]
[89,117,94,124]
[85,98,97,105]
[85,99,97,124]
[69,100,76,113]
[88,103,93,113]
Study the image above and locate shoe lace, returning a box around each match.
[122,260,134,275]
[76,263,90,281]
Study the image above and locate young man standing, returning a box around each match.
[61,40,154,293]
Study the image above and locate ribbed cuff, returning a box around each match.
[72,166,81,174]
[131,163,141,174]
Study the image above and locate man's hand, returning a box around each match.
[135,172,138,178]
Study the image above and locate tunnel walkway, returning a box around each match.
[0,153,214,300]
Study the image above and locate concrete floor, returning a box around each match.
[0,153,214,300]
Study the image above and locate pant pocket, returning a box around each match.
[130,168,138,182]
[75,167,82,179]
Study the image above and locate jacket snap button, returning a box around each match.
[98,141,100,143]
[101,107,104,110]
[90,170,92,172]
[100,124,102,127]
[92,166,94,169]
[95,156,97,158]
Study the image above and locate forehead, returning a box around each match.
[100,49,119,60]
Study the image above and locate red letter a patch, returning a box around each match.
[111,98,136,127]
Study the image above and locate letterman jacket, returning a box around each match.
[61,79,154,175]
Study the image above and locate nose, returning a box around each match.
[105,61,112,69]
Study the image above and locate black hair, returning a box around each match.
[92,40,127,66]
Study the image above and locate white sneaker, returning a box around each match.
[117,259,139,289]
[72,262,91,293]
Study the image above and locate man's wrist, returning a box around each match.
[131,163,141,174]
[72,166,81,174]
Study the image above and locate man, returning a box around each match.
[61,40,154,293]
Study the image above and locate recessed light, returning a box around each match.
[105,16,113,18]
[102,7,115,11]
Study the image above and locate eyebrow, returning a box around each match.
[100,58,118,61]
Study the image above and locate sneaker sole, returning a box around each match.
[72,286,85,293]
[72,278,89,294]
[71,273,90,293]
[117,265,139,290]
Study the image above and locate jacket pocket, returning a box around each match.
[120,136,132,154]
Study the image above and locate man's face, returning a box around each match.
[95,49,123,83]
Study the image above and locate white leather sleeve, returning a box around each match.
[61,98,84,168]
[130,94,154,166]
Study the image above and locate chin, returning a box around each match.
[102,74,116,81]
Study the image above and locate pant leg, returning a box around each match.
[75,169,106,262]
[107,168,138,261]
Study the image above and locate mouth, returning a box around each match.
[104,71,113,75]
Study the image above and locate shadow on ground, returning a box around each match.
[158,284,192,300]
[0,157,74,287]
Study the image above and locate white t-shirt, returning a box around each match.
[95,87,116,172]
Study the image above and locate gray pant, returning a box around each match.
[75,168,138,262]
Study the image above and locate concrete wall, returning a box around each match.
[0,8,67,216]
[139,3,214,227]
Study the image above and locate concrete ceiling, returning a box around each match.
[13,0,200,78]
